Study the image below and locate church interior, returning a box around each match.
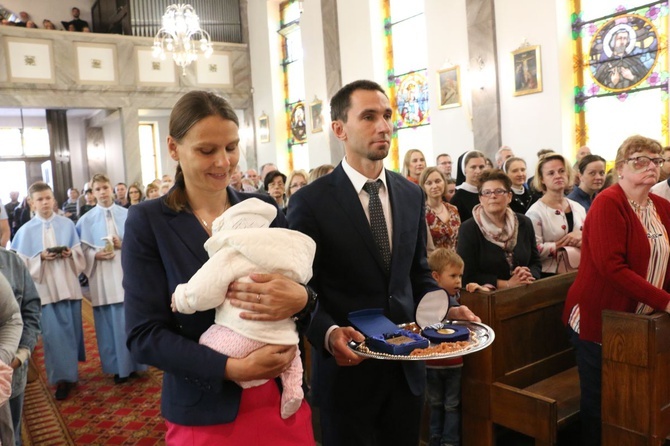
[0,0,668,444]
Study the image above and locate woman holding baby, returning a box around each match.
[122,91,315,445]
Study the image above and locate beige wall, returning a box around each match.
[0,25,253,187]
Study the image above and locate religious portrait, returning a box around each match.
[512,45,542,96]
[395,70,430,128]
[310,99,323,133]
[588,14,658,92]
[290,102,307,143]
[258,114,270,143]
[437,66,461,109]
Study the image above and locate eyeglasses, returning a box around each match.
[480,188,510,197]
[438,162,452,166]
[627,156,664,170]
[290,182,307,189]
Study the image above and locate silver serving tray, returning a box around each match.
[348,321,495,361]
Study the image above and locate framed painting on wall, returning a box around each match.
[259,114,270,143]
[196,51,232,87]
[437,66,461,109]
[290,102,307,143]
[310,99,323,133]
[5,37,55,84]
[512,45,542,96]
[136,47,177,86]
[75,42,118,85]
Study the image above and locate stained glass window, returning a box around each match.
[279,0,307,171]
[383,0,432,171]
[395,70,430,128]
[572,0,668,159]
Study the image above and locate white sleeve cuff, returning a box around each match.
[324,325,339,354]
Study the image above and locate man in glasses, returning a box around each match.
[436,153,453,179]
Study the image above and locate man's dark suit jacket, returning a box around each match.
[287,163,440,398]
[123,189,285,426]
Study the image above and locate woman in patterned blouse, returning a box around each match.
[420,167,460,251]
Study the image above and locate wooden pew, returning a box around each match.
[602,310,670,446]
[460,272,579,446]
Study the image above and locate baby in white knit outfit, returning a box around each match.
[172,198,316,419]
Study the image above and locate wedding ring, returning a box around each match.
[256,293,261,303]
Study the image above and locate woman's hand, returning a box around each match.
[224,344,297,382]
[111,235,122,250]
[226,273,308,321]
[506,266,535,288]
[556,231,582,248]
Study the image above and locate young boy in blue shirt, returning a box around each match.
[425,248,484,446]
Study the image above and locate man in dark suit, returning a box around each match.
[288,80,468,445]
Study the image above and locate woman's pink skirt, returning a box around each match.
[165,380,314,446]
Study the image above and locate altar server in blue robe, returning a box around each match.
[76,174,146,384]
[12,181,85,401]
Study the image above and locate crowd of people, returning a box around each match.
[403,139,670,446]
[1,80,670,446]
[1,7,90,32]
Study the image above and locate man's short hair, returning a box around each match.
[436,153,450,163]
[495,146,513,164]
[428,248,464,274]
[330,80,387,123]
[28,181,52,197]
[91,173,111,186]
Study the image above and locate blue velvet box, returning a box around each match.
[348,309,429,355]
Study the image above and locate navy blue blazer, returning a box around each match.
[287,164,440,397]
[122,188,286,426]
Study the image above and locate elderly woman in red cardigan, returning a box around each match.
[563,135,670,446]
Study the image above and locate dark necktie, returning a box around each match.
[363,180,391,270]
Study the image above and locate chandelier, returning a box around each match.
[152,4,213,75]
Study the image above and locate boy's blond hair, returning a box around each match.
[428,248,464,274]
[28,181,52,198]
